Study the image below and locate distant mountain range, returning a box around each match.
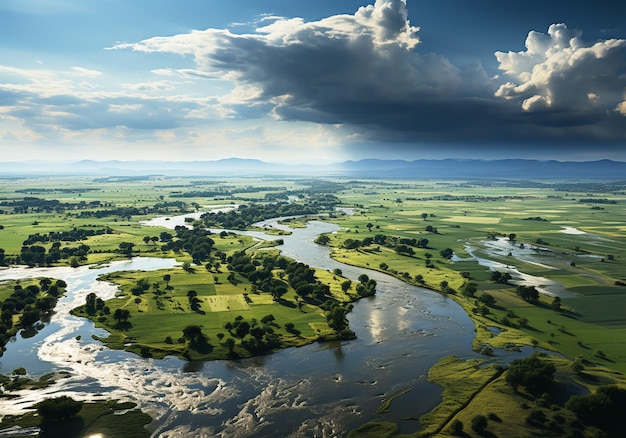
[1,158,626,179]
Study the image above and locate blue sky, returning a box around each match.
[1,0,625,163]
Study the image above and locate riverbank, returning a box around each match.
[0,399,152,437]
[317,220,626,436]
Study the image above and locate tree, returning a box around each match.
[224,337,236,353]
[506,353,556,394]
[261,314,275,325]
[449,419,464,435]
[366,222,373,231]
[551,296,562,311]
[113,308,130,323]
[462,282,477,297]
[118,242,134,256]
[341,280,351,293]
[508,233,517,241]
[421,213,428,221]
[570,355,584,374]
[39,278,52,291]
[566,385,626,435]
[235,321,250,343]
[182,325,203,344]
[69,256,80,268]
[85,292,97,313]
[471,415,488,433]
[516,285,539,303]
[21,309,41,327]
[478,292,496,306]
[36,396,83,421]
[440,248,454,260]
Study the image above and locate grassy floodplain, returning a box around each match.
[320,179,626,437]
[70,257,362,360]
[2,175,626,436]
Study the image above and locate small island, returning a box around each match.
[71,249,375,361]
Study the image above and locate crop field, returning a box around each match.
[2,175,626,437]
[326,180,626,373]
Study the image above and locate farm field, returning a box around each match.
[1,175,626,437]
[323,179,626,374]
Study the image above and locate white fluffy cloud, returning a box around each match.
[111,0,498,140]
[495,23,626,115]
[3,0,626,158]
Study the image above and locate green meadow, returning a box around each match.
[2,175,626,436]
[324,179,626,436]
[72,261,360,360]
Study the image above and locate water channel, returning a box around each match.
[0,214,477,437]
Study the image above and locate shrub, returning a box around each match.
[36,396,83,421]
[506,353,556,394]
[449,419,463,435]
[471,414,488,433]
[566,385,626,435]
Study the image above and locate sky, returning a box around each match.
[1,0,625,164]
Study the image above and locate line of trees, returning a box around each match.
[201,198,338,230]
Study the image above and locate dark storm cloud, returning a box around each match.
[111,1,626,150]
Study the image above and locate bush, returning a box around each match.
[471,414,488,433]
[36,396,83,421]
[449,419,463,435]
[506,353,556,394]
[566,385,626,435]
[526,409,547,426]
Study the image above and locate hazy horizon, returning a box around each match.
[1,0,625,163]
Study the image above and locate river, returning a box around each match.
[0,214,476,437]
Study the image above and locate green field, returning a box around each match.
[72,262,360,360]
[2,176,626,437]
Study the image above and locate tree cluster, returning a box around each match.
[160,226,215,264]
[0,197,100,214]
[22,227,112,245]
[490,271,512,284]
[342,233,430,256]
[566,385,626,435]
[0,279,66,348]
[8,242,90,267]
[506,353,556,394]
[201,200,336,230]
[36,396,83,421]
[75,201,190,219]
[222,314,281,355]
[516,285,540,303]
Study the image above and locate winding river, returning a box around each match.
[0,215,477,437]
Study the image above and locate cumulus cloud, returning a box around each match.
[110,1,626,148]
[495,23,626,116]
[111,0,497,139]
[3,0,626,155]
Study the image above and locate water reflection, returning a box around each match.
[0,218,480,436]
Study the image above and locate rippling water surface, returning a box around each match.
[0,215,476,437]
